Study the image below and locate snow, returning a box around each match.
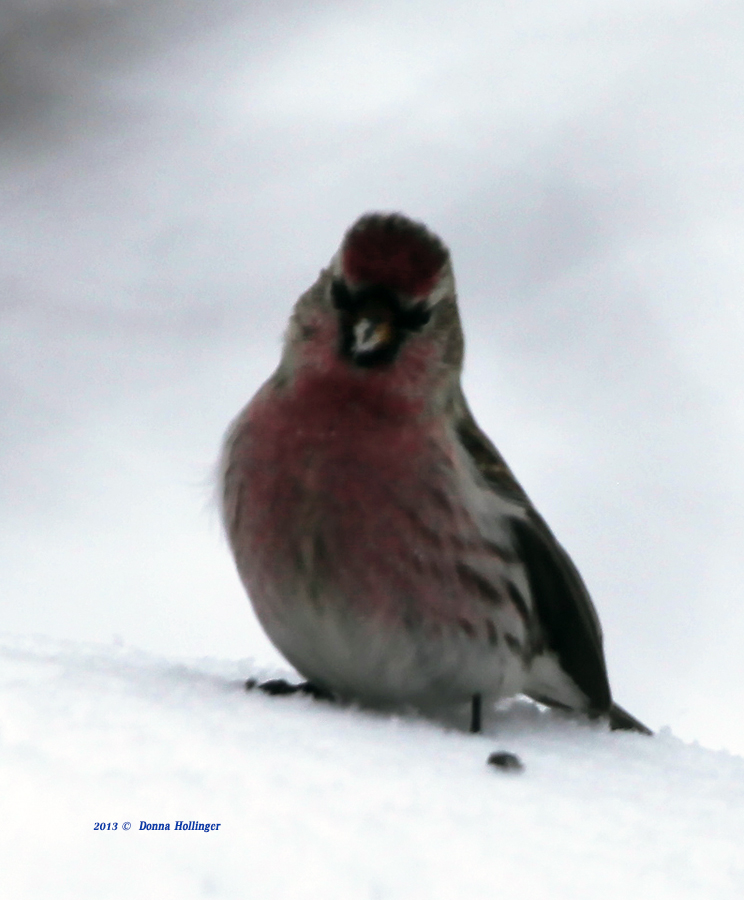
[2,633,743,899]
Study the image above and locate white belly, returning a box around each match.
[255,589,528,710]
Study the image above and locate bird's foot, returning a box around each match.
[297,681,336,701]
[245,678,335,701]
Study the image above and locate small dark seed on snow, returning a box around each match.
[487,751,524,772]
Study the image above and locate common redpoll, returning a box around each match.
[221,212,650,735]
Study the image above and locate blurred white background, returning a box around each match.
[2,0,743,751]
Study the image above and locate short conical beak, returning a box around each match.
[351,317,393,357]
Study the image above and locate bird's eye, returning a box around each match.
[398,301,431,332]
[333,280,431,332]
[331,280,356,313]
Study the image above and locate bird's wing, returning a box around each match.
[455,402,612,713]
[509,509,611,712]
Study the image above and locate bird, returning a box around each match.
[220,211,651,736]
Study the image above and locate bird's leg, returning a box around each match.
[470,693,482,733]
[245,678,335,701]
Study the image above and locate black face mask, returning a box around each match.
[331,280,431,368]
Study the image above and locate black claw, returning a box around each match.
[258,678,302,696]
[470,694,482,734]
[487,751,524,772]
[251,678,336,700]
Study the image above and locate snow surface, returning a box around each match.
[2,633,743,899]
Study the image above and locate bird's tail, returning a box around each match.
[609,702,653,735]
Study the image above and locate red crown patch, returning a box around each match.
[341,214,448,297]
